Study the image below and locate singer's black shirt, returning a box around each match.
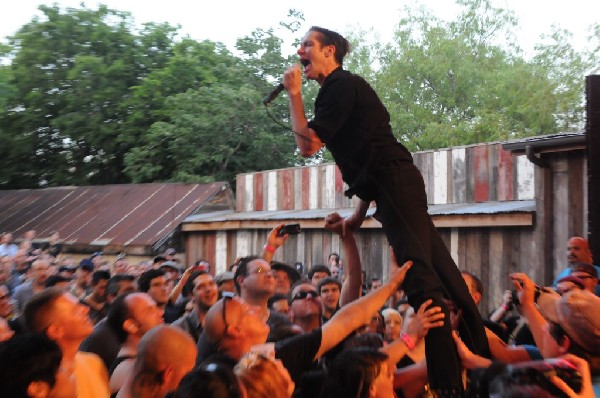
[307,67,412,201]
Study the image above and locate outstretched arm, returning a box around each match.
[262,224,288,263]
[283,65,323,157]
[344,199,370,234]
[315,252,412,360]
[510,272,561,358]
[324,212,362,305]
[382,299,444,365]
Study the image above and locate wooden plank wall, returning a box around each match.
[189,143,587,314]
[236,143,535,211]
[185,225,537,313]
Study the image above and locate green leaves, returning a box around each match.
[1,1,597,189]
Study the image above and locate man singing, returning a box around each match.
[282,26,489,396]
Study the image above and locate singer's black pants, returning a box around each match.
[372,160,489,391]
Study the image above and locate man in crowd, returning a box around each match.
[172,271,218,342]
[203,258,412,390]
[568,262,598,294]
[13,258,50,312]
[214,271,235,295]
[107,292,164,395]
[271,261,301,296]
[69,259,94,300]
[554,236,600,295]
[137,269,170,315]
[318,276,341,323]
[116,325,196,398]
[0,232,18,257]
[81,270,111,324]
[308,265,331,287]
[80,275,138,369]
[24,288,110,397]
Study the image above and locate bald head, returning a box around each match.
[203,295,269,360]
[567,237,593,264]
[134,325,196,394]
[137,325,196,370]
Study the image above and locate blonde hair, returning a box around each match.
[234,352,292,398]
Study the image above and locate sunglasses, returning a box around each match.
[291,290,319,302]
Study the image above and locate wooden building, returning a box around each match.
[182,133,586,313]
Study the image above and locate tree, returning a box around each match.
[0,5,187,188]
[371,0,568,151]
[124,15,305,184]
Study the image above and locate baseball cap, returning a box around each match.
[214,271,234,285]
[537,289,600,355]
[58,265,77,273]
[153,255,166,264]
[270,261,301,284]
[555,275,585,289]
[569,262,598,278]
[79,258,94,272]
[159,261,180,272]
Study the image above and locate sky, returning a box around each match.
[1,0,599,57]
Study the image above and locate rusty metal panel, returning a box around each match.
[0,183,232,250]
[474,145,490,202]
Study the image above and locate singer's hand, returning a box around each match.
[283,65,303,96]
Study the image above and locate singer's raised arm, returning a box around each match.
[283,64,323,157]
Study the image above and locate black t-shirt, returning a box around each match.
[79,318,120,370]
[275,328,322,383]
[307,67,412,201]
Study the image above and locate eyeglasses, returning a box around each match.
[249,266,274,277]
[291,290,319,302]
[221,291,235,336]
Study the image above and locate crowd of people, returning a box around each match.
[1,26,599,398]
[0,224,598,398]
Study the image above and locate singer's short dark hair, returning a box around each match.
[309,26,351,65]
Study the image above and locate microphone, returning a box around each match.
[263,83,284,105]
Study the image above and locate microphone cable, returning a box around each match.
[263,102,324,147]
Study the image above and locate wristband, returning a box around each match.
[400,332,416,350]
[263,244,277,254]
[501,303,509,311]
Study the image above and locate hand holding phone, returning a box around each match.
[278,224,301,236]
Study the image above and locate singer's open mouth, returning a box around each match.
[300,58,310,69]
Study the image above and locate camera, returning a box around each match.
[510,283,548,306]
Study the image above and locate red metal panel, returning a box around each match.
[497,145,514,201]
[474,145,490,202]
[254,173,264,212]
[282,169,293,210]
[302,168,310,210]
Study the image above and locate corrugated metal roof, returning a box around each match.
[0,183,232,250]
[183,199,535,224]
[502,132,585,152]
